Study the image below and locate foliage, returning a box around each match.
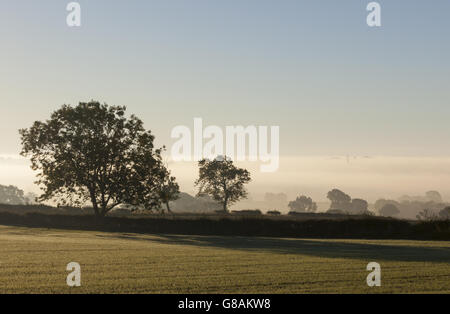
[19,101,176,217]
[327,189,351,211]
[379,203,400,217]
[349,198,369,214]
[195,156,251,212]
[416,209,439,221]
[231,209,262,215]
[157,174,180,213]
[0,185,26,205]
[288,195,317,212]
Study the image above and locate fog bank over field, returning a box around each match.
[1,154,450,211]
[168,156,450,211]
[0,155,450,210]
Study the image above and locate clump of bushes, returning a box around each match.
[415,207,450,222]
[288,211,315,216]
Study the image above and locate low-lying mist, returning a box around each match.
[2,154,450,218]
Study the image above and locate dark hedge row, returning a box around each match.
[0,211,448,240]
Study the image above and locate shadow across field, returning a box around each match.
[97,233,450,263]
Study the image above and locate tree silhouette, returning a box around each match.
[350,198,369,214]
[379,203,400,217]
[158,174,180,213]
[0,185,26,205]
[195,156,251,212]
[327,189,351,211]
[20,101,175,218]
[288,195,317,212]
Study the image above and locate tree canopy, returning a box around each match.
[20,101,178,217]
[195,156,251,212]
[0,185,26,205]
[379,203,400,217]
[350,198,369,214]
[327,189,351,211]
[288,195,317,212]
[158,174,180,213]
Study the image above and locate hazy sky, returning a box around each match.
[1,1,450,201]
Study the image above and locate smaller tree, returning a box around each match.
[350,198,369,214]
[327,189,351,211]
[288,195,317,213]
[416,209,438,221]
[0,185,26,205]
[425,191,443,203]
[379,203,400,217]
[158,175,180,213]
[374,199,400,212]
[195,156,251,212]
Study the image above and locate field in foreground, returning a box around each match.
[0,225,449,293]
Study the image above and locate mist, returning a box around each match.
[3,154,448,214]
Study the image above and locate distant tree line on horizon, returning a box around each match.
[0,184,37,206]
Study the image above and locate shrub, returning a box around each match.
[416,209,439,221]
[231,209,262,215]
[288,211,311,216]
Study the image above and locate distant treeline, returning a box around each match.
[0,211,448,240]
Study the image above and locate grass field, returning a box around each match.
[0,225,449,293]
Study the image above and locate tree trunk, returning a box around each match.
[165,202,172,214]
[89,187,101,219]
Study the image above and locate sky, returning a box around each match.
[0,1,450,203]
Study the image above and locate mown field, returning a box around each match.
[0,225,449,293]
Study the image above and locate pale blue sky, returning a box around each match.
[1,0,450,156]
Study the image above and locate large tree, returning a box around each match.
[195,156,251,212]
[19,101,177,217]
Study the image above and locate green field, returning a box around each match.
[0,225,449,293]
